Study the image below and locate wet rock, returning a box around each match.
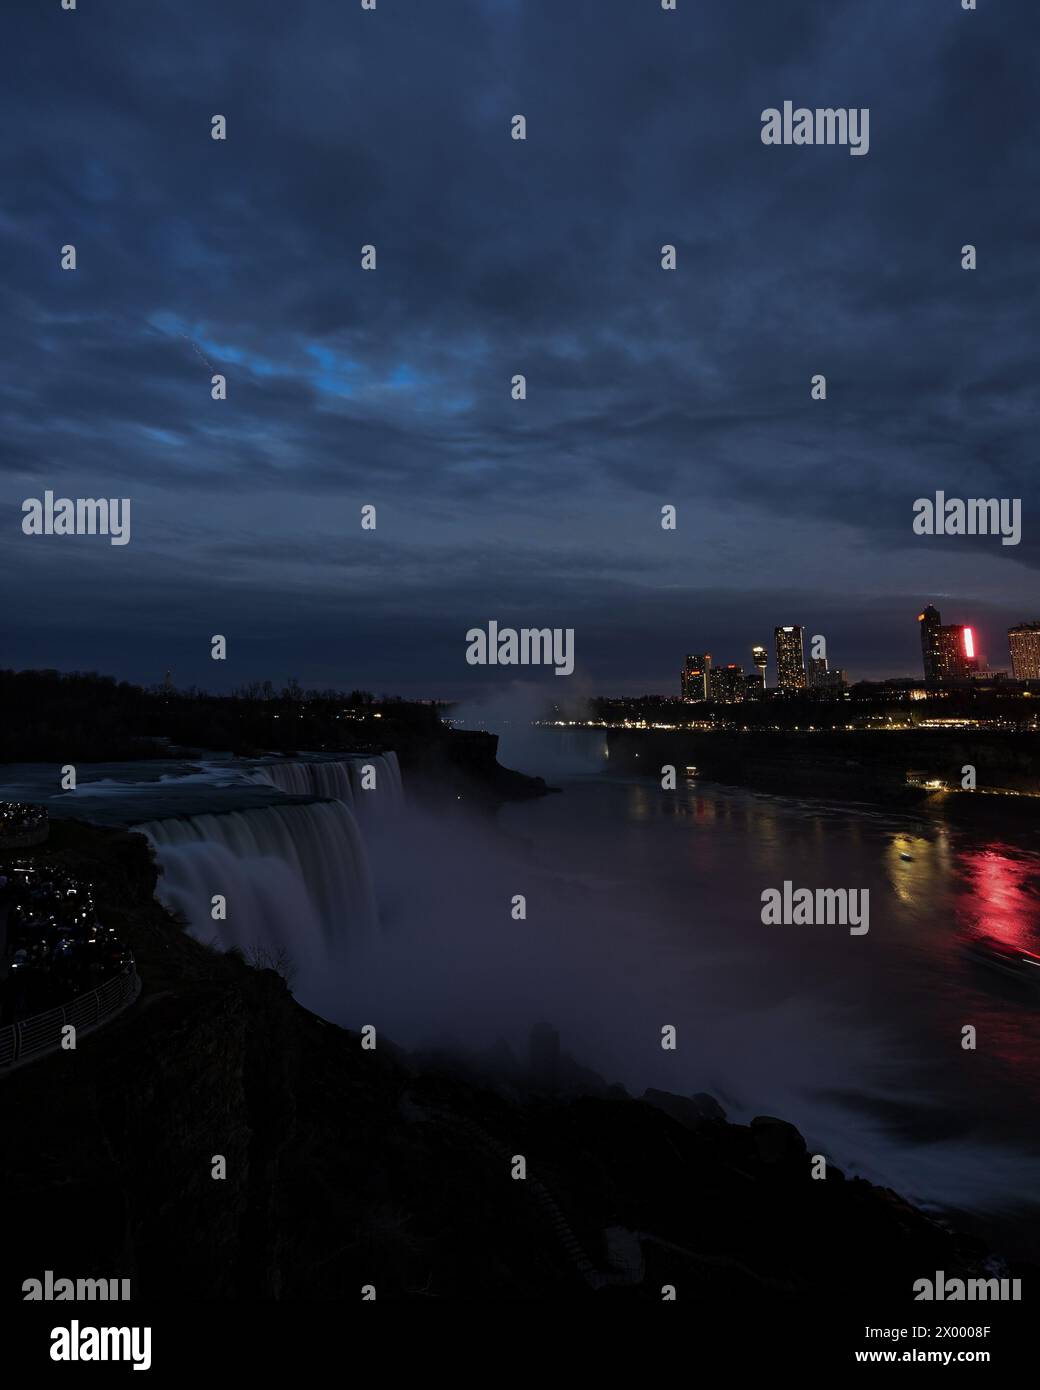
[691,1092,727,1123]
[751,1115,807,1164]
[642,1088,726,1131]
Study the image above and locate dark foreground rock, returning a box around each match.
[0,822,1029,1302]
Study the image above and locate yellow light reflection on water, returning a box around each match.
[885,830,950,907]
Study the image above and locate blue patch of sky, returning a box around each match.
[140,426,183,447]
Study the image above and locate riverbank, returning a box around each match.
[605,728,1040,829]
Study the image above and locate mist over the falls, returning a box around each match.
[450,682,609,779]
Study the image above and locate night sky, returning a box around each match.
[3,0,1037,697]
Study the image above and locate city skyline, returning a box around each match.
[6,595,1040,703]
[677,604,1040,702]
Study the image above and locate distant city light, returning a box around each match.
[963,627,975,659]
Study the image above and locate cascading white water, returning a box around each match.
[135,801,379,971]
[348,752,404,820]
[132,753,405,1004]
[380,751,404,804]
[247,760,356,807]
[247,754,404,818]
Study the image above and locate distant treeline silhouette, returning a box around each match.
[0,669,440,763]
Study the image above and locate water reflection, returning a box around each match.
[955,844,1040,952]
[885,830,950,908]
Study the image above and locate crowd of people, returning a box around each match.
[0,800,48,846]
[0,859,133,1024]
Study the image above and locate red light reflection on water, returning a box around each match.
[956,846,1040,952]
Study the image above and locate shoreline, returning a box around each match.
[602,728,1040,836]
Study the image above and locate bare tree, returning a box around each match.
[245,942,297,987]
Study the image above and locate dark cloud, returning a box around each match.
[2,0,1036,695]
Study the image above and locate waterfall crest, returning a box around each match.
[247,753,404,816]
[246,759,355,805]
[354,751,404,816]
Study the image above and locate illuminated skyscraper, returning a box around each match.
[709,664,745,703]
[919,605,977,680]
[774,626,806,691]
[751,645,768,689]
[1008,623,1040,680]
[918,606,943,680]
[945,625,978,679]
[681,653,711,702]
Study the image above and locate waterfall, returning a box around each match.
[135,801,379,969]
[247,754,404,817]
[381,750,404,803]
[349,752,404,820]
[131,753,405,1005]
[247,759,356,807]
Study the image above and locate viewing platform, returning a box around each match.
[0,801,49,850]
[0,963,140,1072]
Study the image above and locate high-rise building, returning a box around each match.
[1008,623,1040,680]
[681,653,711,702]
[744,671,764,700]
[919,606,977,681]
[806,655,847,697]
[774,626,806,691]
[807,656,828,689]
[751,645,768,689]
[937,623,977,680]
[709,664,745,703]
[919,606,943,680]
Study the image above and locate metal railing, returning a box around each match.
[0,965,141,1072]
